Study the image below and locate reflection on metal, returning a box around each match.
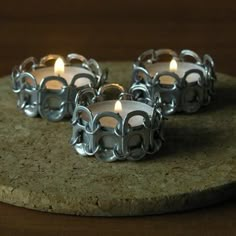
[130,49,216,115]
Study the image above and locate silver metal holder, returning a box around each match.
[130,49,217,115]
[11,54,107,121]
[71,85,164,162]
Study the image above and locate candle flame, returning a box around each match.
[54,58,65,76]
[169,58,178,72]
[114,100,122,113]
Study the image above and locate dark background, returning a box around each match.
[0,1,235,235]
[1,0,236,76]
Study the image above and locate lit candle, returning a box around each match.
[31,58,93,89]
[114,100,122,114]
[72,99,163,161]
[145,58,205,84]
[82,100,154,128]
[169,58,178,72]
[54,57,65,76]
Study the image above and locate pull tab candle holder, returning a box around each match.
[130,49,216,115]
[11,54,108,121]
[71,86,164,162]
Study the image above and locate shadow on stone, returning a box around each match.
[199,85,236,114]
[146,125,222,161]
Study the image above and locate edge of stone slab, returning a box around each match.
[0,182,235,217]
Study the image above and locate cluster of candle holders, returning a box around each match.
[11,49,216,162]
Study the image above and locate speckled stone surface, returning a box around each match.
[0,62,235,216]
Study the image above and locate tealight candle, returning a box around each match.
[82,100,154,128]
[31,58,93,89]
[11,53,105,121]
[71,97,163,162]
[145,58,206,84]
[130,49,216,114]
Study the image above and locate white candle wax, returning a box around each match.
[31,66,94,89]
[145,62,205,84]
[82,100,154,128]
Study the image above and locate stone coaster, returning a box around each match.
[0,62,235,216]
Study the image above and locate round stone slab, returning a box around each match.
[0,63,235,216]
